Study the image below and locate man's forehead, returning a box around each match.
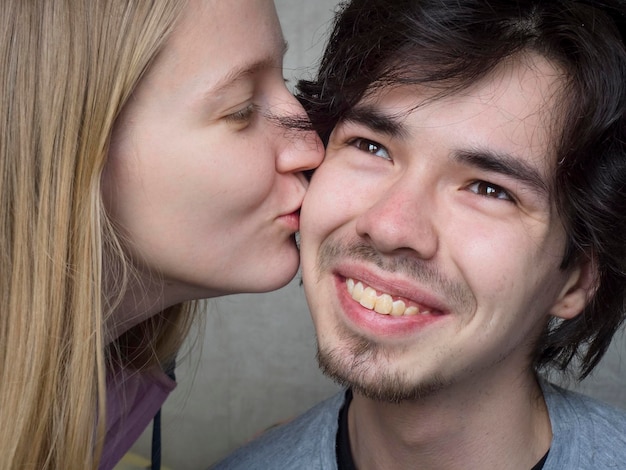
[359,55,564,143]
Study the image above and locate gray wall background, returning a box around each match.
[127,2,626,468]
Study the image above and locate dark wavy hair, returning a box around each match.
[298,0,626,380]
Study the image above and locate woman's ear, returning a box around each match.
[550,255,598,320]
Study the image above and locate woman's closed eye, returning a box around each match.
[349,137,391,161]
[225,103,257,127]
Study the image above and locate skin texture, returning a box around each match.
[300,54,594,469]
[102,0,323,333]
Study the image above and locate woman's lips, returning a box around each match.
[277,209,301,232]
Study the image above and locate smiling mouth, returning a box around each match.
[347,278,442,317]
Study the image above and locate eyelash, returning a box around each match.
[348,137,392,160]
[466,181,515,202]
[225,103,257,123]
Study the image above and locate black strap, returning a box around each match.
[150,361,176,470]
[150,408,163,470]
[531,449,550,470]
[336,389,356,470]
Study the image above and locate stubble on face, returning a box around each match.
[313,238,475,403]
[316,328,448,403]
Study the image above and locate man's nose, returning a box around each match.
[355,178,439,259]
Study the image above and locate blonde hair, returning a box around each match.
[0,1,196,468]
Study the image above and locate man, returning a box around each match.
[215,0,626,468]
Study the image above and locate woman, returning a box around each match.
[0,0,323,468]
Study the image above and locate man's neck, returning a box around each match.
[348,373,552,470]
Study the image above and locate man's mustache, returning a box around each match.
[316,238,476,313]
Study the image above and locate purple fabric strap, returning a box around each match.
[98,364,176,470]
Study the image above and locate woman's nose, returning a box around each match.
[273,93,324,174]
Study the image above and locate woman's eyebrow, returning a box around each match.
[209,41,289,95]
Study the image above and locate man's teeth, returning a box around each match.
[346,278,425,316]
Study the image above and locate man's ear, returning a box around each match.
[550,256,598,320]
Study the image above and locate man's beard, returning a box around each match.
[312,238,475,403]
[316,324,447,404]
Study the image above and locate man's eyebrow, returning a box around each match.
[454,148,550,196]
[342,106,549,195]
[210,41,289,95]
[341,104,409,138]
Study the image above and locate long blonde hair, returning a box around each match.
[0,1,196,468]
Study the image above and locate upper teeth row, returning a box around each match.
[346,278,426,316]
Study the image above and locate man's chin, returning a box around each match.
[316,343,446,404]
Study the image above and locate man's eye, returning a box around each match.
[467,181,514,202]
[349,138,391,160]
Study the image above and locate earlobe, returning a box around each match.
[550,257,598,320]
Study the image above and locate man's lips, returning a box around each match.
[335,266,452,314]
[346,277,445,317]
[332,272,452,337]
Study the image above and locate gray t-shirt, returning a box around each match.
[213,382,626,469]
